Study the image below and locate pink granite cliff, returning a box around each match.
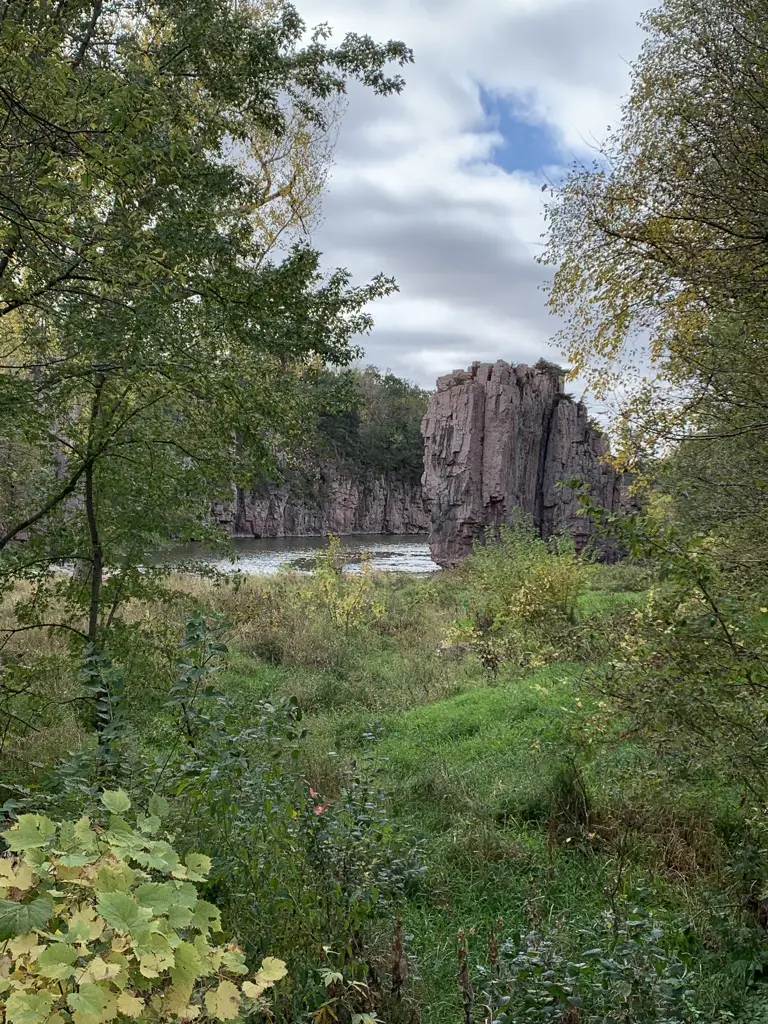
[421,360,625,567]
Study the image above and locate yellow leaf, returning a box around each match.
[177,1005,201,1022]
[94,859,134,893]
[244,957,287,1000]
[56,865,94,888]
[242,980,266,1000]
[164,985,194,1017]
[204,980,241,1021]
[256,957,287,984]
[68,906,105,942]
[81,957,122,983]
[7,934,40,960]
[0,858,35,892]
[116,993,145,1018]
[139,947,175,978]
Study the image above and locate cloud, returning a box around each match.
[295,0,649,391]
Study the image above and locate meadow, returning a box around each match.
[3,529,765,1023]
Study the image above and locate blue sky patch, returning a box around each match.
[478,86,561,176]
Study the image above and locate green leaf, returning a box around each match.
[135,881,174,915]
[58,852,100,868]
[0,896,54,941]
[167,903,194,929]
[190,899,221,933]
[138,932,175,978]
[73,817,99,854]
[137,814,161,836]
[5,814,56,851]
[103,816,145,854]
[148,794,170,819]
[96,891,152,934]
[67,982,119,1024]
[220,947,248,975]
[6,990,56,1024]
[100,790,131,814]
[37,941,78,980]
[173,882,199,909]
[171,940,202,993]
[133,840,182,873]
[184,852,212,882]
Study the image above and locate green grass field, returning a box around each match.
[202,565,761,1021]
[4,543,765,1022]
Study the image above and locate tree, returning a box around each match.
[317,366,430,482]
[540,0,768,574]
[0,0,413,644]
[540,0,768,453]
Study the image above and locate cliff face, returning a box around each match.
[421,360,625,567]
[213,464,428,538]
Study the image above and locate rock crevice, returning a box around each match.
[421,360,625,567]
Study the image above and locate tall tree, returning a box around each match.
[540,0,768,570]
[0,0,412,642]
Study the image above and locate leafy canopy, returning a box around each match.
[0,0,413,642]
[540,0,768,460]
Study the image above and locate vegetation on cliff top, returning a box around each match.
[313,366,430,484]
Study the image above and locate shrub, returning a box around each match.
[0,790,286,1024]
[443,517,589,670]
[473,914,704,1023]
[225,537,386,673]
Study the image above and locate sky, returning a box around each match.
[293,0,651,394]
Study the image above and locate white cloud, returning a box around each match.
[295,0,649,391]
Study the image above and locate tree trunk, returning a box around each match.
[85,384,103,646]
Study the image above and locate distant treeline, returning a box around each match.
[311,366,430,484]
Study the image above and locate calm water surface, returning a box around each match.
[162,534,439,575]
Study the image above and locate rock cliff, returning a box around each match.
[421,360,625,567]
[213,464,428,538]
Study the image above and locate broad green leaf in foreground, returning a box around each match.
[96,892,152,934]
[67,982,119,1024]
[0,897,54,941]
[37,942,78,980]
[5,815,56,851]
[100,791,131,814]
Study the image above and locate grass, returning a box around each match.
[2,544,765,1022]
[295,655,750,1019]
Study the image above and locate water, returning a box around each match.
[160,535,439,575]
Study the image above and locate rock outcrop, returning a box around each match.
[214,464,428,538]
[421,360,626,567]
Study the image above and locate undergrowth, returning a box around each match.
[2,528,767,1023]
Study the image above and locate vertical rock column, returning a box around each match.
[420,368,488,566]
[421,360,624,567]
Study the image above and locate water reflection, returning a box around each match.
[160,535,439,575]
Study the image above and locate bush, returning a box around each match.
[0,791,287,1024]
[472,914,705,1023]
[443,517,589,671]
[16,613,426,1022]
[584,510,768,801]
